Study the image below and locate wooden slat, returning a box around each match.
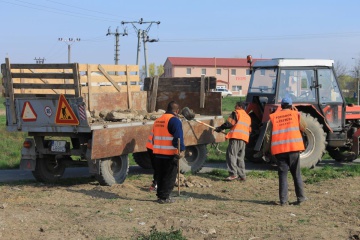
[79,75,139,83]
[72,63,80,97]
[13,83,75,89]
[79,64,139,72]
[149,76,159,112]
[14,93,76,99]
[27,69,61,94]
[87,64,92,112]
[12,73,74,79]
[10,63,75,69]
[97,64,122,92]
[5,58,16,124]
[126,65,132,109]
[200,75,205,108]
[144,76,217,92]
[80,85,140,94]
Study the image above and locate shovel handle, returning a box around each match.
[194,119,226,135]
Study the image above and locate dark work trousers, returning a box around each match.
[147,148,157,185]
[275,151,306,204]
[153,155,177,200]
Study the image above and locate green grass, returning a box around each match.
[0,97,26,169]
[134,226,186,240]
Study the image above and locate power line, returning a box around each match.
[58,38,81,63]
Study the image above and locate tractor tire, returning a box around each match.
[299,113,327,168]
[95,155,129,186]
[133,152,153,169]
[179,144,207,173]
[32,155,66,183]
[327,147,357,162]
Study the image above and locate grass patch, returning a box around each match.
[134,226,186,240]
[302,165,360,184]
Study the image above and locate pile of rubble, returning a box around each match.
[175,174,213,188]
[87,109,165,124]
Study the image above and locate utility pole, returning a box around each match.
[34,57,45,64]
[106,27,128,65]
[352,57,360,105]
[121,18,160,78]
[58,38,81,63]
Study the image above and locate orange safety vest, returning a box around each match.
[146,130,153,150]
[226,109,251,143]
[269,110,305,155]
[152,113,178,155]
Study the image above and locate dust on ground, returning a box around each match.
[0,172,359,240]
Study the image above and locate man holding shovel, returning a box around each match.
[152,101,185,204]
[215,101,251,181]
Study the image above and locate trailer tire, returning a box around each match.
[32,155,66,183]
[95,155,129,186]
[133,152,152,169]
[327,147,357,162]
[179,144,207,173]
[299,113,327,168]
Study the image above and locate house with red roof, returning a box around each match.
[163,57,261,96]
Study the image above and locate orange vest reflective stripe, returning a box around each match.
[146,131,153,150]
[152,113,178,155]
[269,110,305,155]
[226,109,251,143]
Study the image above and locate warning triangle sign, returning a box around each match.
[55,94,79,125]
[21,101,37,122]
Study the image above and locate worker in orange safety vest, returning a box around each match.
[215,101,251,181]
[269,96,308,206]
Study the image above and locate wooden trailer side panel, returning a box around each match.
[90,117,225,159]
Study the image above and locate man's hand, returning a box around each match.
[174,151,185,162]
[214,127,222,133]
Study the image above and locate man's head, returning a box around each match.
[235,101,244,109]
[167,101,180,114]
[281,96,292,109]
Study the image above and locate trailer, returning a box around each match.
[1,58,225,185]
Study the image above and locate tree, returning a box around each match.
[140,63,164,80]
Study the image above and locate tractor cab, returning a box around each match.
[246,58,345,131]
[244,57,353,168]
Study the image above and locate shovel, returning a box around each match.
[181,107,226,134]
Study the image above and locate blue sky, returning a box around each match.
[1,0,360,70]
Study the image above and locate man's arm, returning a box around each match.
[168,117,185,151]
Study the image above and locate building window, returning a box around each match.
[232,85,242,91]
[231,69,236,76]
[216,68,221,75]
[246,69,250,75]
[201,68,206,75]
[186,68,191,75]
[260,69,265,76]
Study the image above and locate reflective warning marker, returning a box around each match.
[21,101,37,122]
[55,94,79,125]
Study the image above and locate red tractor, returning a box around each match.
[245,56,360,168]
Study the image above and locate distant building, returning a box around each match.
[163,57,261,96]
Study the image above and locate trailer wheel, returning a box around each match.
[300,113,327,168]
[133,152,152,169]
[95,155,129,186]
[32,155,66,183]
[327,147,357,162]
[179,144,207,173]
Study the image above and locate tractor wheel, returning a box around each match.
[327,147,357,162]
[133,152,153,169]
[32,155,66,183]
[179,144,207,173]
[95,155,129,186]
[299,113,327,168]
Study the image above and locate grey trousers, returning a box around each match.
[276,151,306,204]
[226,139,246,179]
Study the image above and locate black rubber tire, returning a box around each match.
[299,113,327,168]
[133,152,152,169]
[95,155,129,186]
[179,144,207,173]
[32,155,66,183]
[327,147,357,162]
